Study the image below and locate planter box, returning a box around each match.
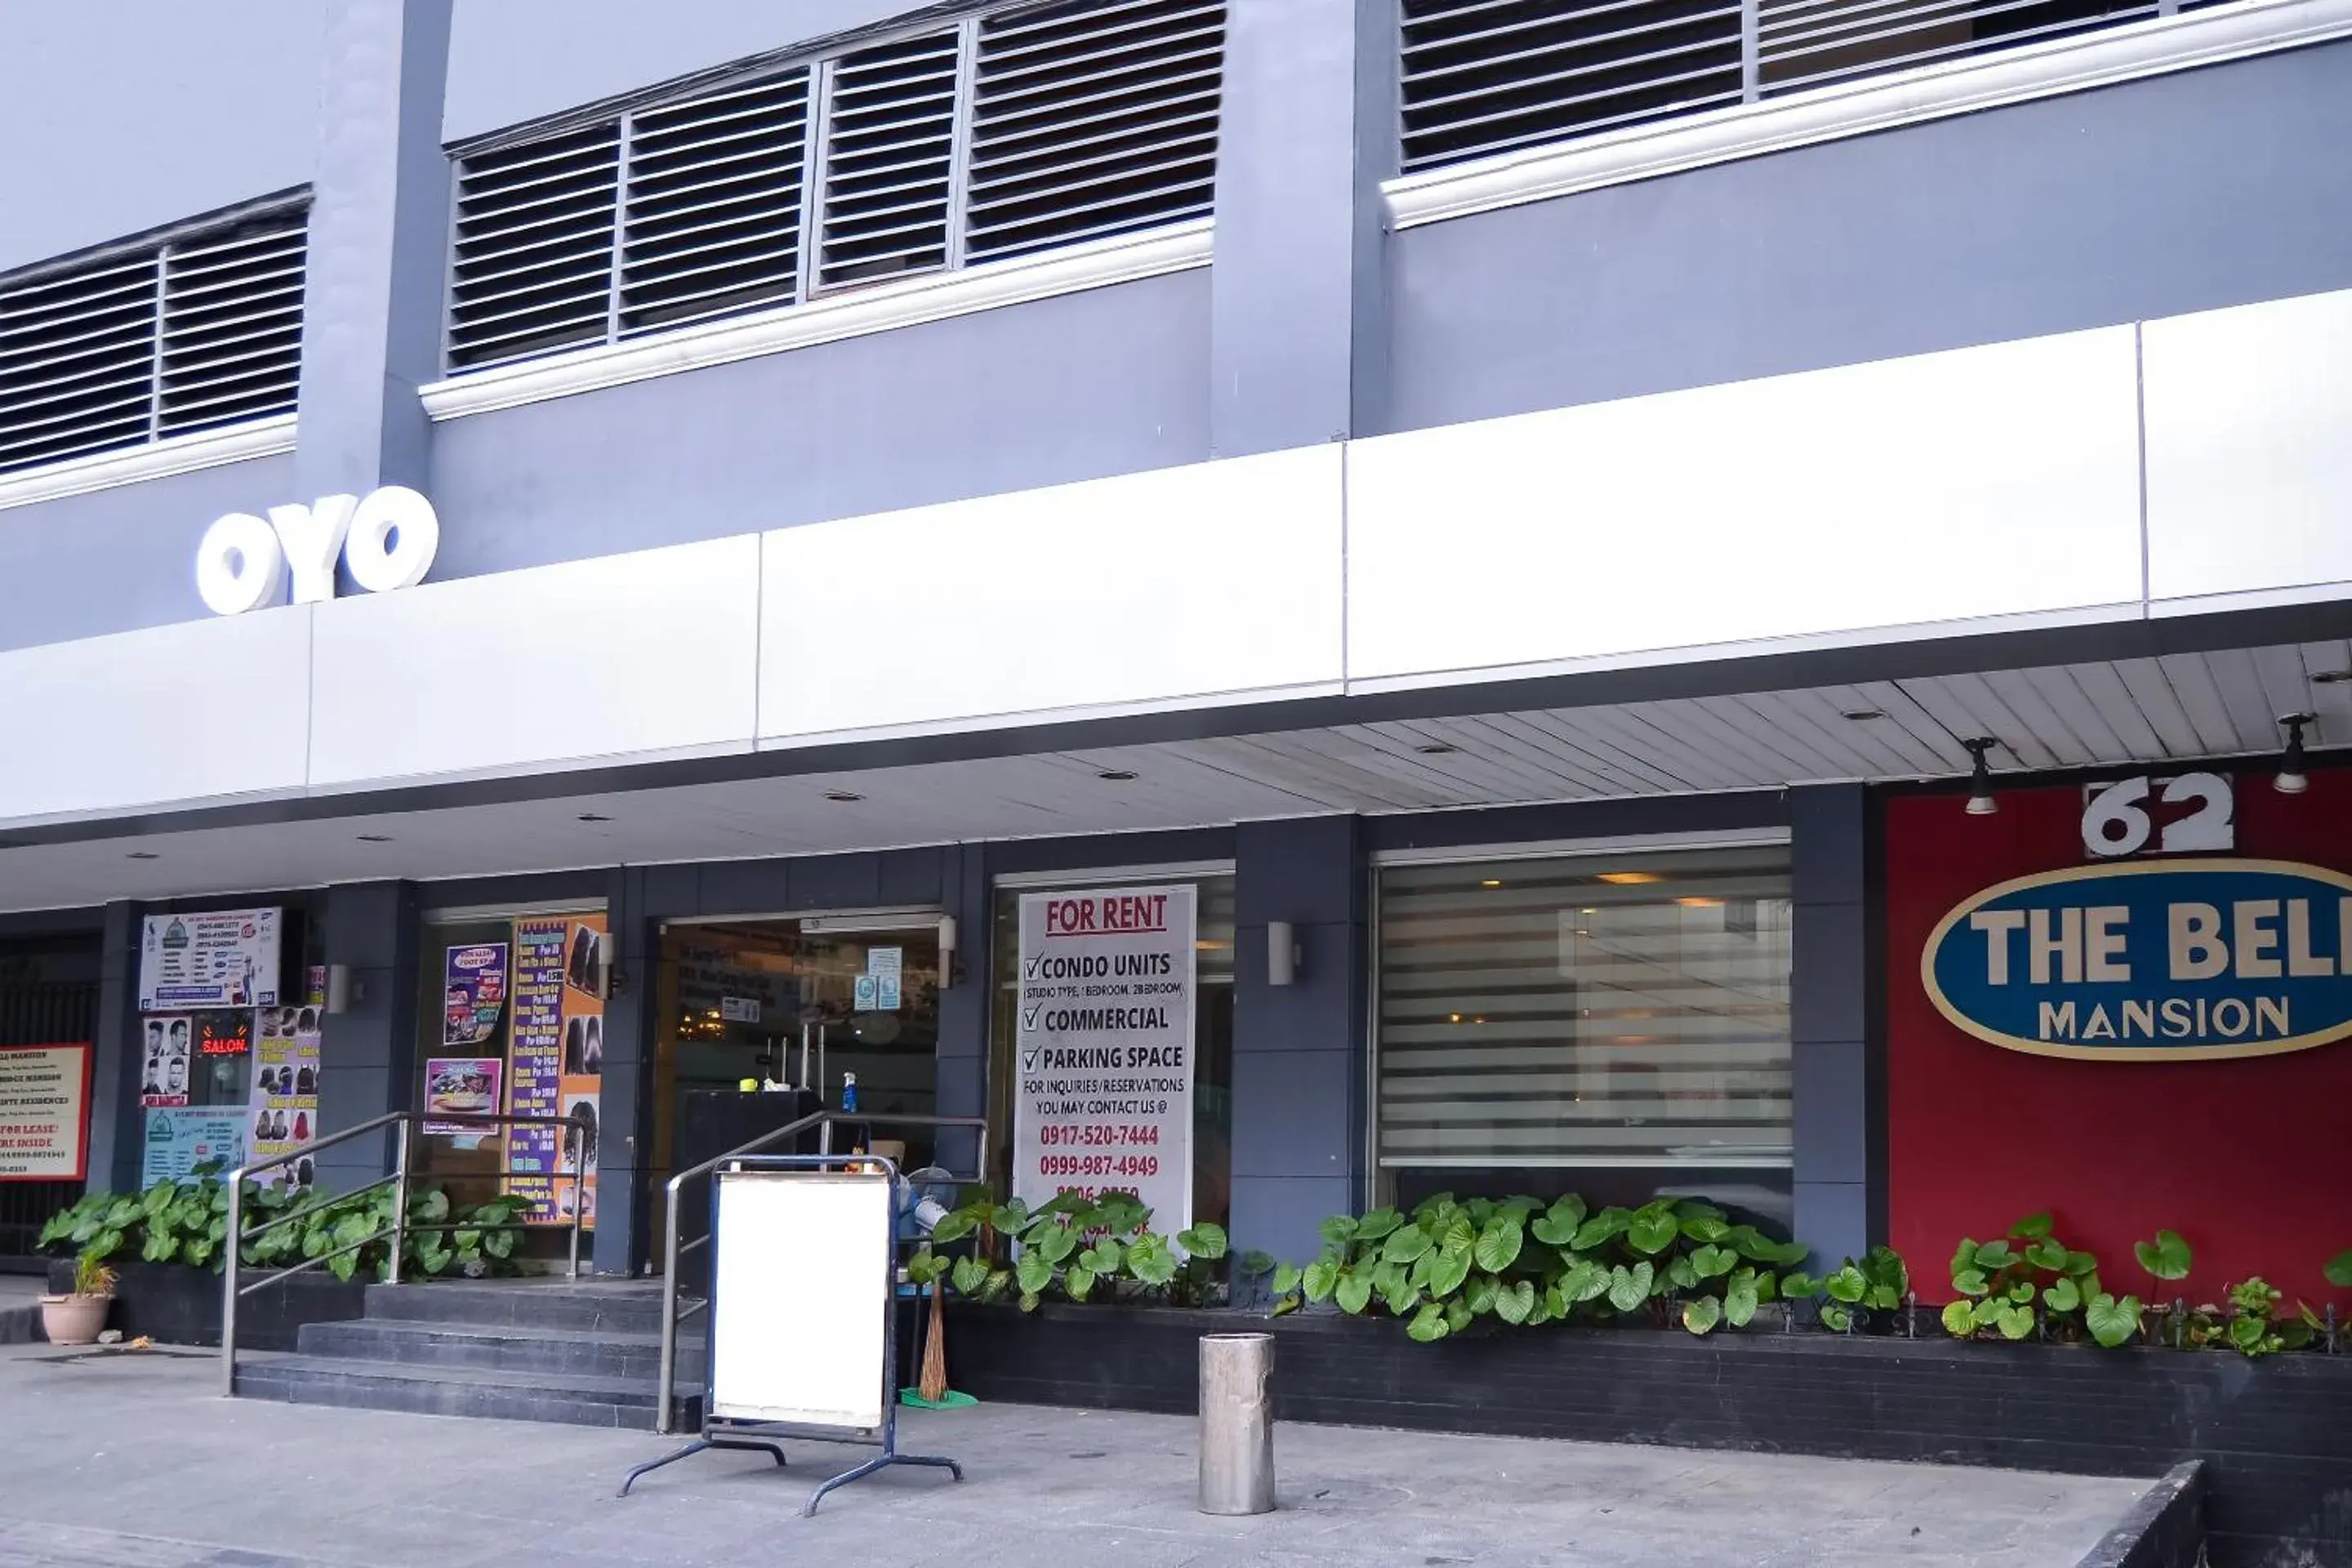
[942,1302,2352,1568]
[44,1259,368,1352]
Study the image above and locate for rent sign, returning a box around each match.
[1013,886,1196,1235]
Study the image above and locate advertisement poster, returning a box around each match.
[0,1044,91,1182]
[424,1057,502,1135]
[443,942,510,1047]
[141,1107,246,1187]
[139,1016,194,1107]
[195,1010,253,1058]
[247,1005,322,1188]
[506,913,604,1225]
[1013,886,1196,1236]
[138,907,281,1011]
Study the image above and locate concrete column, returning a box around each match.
[1789,784,1879,1267]
[85,902,145,1192]
[1208,0,1392,457]
[313,882,420,1192]
[295,0,452,503]
[1230,816,1365,1267]
[594,866,648,1276]
[933,843,991,1178]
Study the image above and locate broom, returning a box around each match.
[919,1274,950,1402]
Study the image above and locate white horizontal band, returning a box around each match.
[1383,0,2352,231]
[0,414,297,514]
[420,219,1216,422]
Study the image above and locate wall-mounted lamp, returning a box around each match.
[594,933,618,1000]
[1267,921,1301,987]
[937,914,960,987]
[324,964,362,1014]
[1962,738,2001,817]
[2275,713,2314,795]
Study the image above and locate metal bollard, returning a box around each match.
[1198,1333,1276,1516]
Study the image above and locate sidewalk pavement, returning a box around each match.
[0,1341,2148,1568]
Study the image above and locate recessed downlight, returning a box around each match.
[127,850,160,861]
[823,790,864,803]
[577,813,612,823]
[1098,769,1138,782]
[1840,708,1887,722]
[1415,742,1458,755]
[1597,871,1662,885]
[2314,670,2352,685]
[355,834,393,844]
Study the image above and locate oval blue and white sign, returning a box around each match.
[1922,859,2352,1062]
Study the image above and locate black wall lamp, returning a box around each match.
[2275,713,2314,795]
[1267,921,1301,987]
[1962,737,2002,817]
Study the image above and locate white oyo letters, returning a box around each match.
[268,494,359,604]
[196,486,441,614]
[194,513,288,616]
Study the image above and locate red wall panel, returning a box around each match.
[1886,768,2352,1307]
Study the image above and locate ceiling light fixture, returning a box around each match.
[1597,871,1661,885]
[2313,670,2352,685]
[1962,737,2001,816]
[1098,769,1138,782]
[2275,713,2314,795]
[1481,879,1503,888]
[355,834,393,844]
[1415,742,1458,755]
[1840,708,1886,722]
[823,790,864,804]
[577,813,612,823]
[127,850,160,861]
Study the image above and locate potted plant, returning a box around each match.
[41,1250,117,1347]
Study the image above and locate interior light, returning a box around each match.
[2275,713,2314,795]
[1481,879,1503,888]
[823,790,864,803]
[1675,896,1723,908]
[1962,737,2001,816]
[1597,871,1661,884]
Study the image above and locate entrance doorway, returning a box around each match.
[648,914,943,1263]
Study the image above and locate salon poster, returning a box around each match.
[138,906,281,1011]
[443,942,510,1047]
[141,1107,246,1187]
[139,1016,194,1107]
[247,1004,322,1189]
[504,914,605,1225]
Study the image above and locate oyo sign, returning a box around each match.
[195,486,440,615]
[1922,859,2352,1062]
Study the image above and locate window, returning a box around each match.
[0,207,306,474]
[446,0,1227,373]
[1374,843,1792,1200]
[1401,0,2185,175]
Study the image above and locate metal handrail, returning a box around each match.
[220,1109,588,1396]
[653,1111,991,1434]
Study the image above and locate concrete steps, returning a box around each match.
[230,1278,704,1430]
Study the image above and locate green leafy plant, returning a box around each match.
[908,1189,1230,1312]
[1782,1245,1909,1333]
[2323,1250,2352,1292]
[39,1165,234,1272]
[2168,1278,2324,1360]
[1941,1213,2135,1347]
[71,1251,118,1298]
[1268,1192,1811,1343]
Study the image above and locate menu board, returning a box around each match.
[0,1045,91,1182]
[247,1004,322,1189]
[138,907,281,1011]
[504,914,605,1225]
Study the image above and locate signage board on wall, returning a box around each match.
[0,1044,91,1182]
[247,1005,322,1188]
[138,907,281,1011]
[141,1107,246,1187]
[443,943,510,1047]
[1924,858,2352,1062]
[1013,886,1196,1236]
[425,1057,503,1135]
[504,915,604,1226]
[139,1015,194,1106]
[196,1010,253,1057]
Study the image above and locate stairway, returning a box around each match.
[233,1278,705,1429]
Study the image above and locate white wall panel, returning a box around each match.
[308,536,760,786]
[1345,327,2145,685]
[758,446,1345,742]
[2144,286,2352,605]
[0,610,310,822]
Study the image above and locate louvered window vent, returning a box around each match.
[0,207,306,476]
[1401,0,2194,176]
[447,0,1225,373]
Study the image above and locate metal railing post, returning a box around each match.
[387,1116,413,1286]
[656,1174,684,1434]
[220,1176,244,1396]
[567,1123,585,1280]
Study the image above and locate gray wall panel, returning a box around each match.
[0,2,323,272]
[443,0,922,142]
[1388,42,2352,434]
[425,273,1210,578]
[0,453,300,653]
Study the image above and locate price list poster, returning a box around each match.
[504,914,606,1224]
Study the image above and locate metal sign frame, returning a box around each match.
[618,1152,963,1515]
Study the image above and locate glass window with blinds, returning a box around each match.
[447,0,1225,373]
[1374,843,1793,1174]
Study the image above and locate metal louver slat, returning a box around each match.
[1374,846,1793,1170]
[447,123,620,369]
[966,0,1224,265]
[1756,0,2156,94]
[157,211,306,439]
[0,251,158,471]
[622,69,809,336]
[817,32,960,290]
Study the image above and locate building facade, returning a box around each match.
[2,0,2349,1293]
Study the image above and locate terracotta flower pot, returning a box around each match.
[39,1293,110,1347]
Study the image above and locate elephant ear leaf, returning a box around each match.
[2327,1250,2352,1290]
[2133,1231,2192,1281]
